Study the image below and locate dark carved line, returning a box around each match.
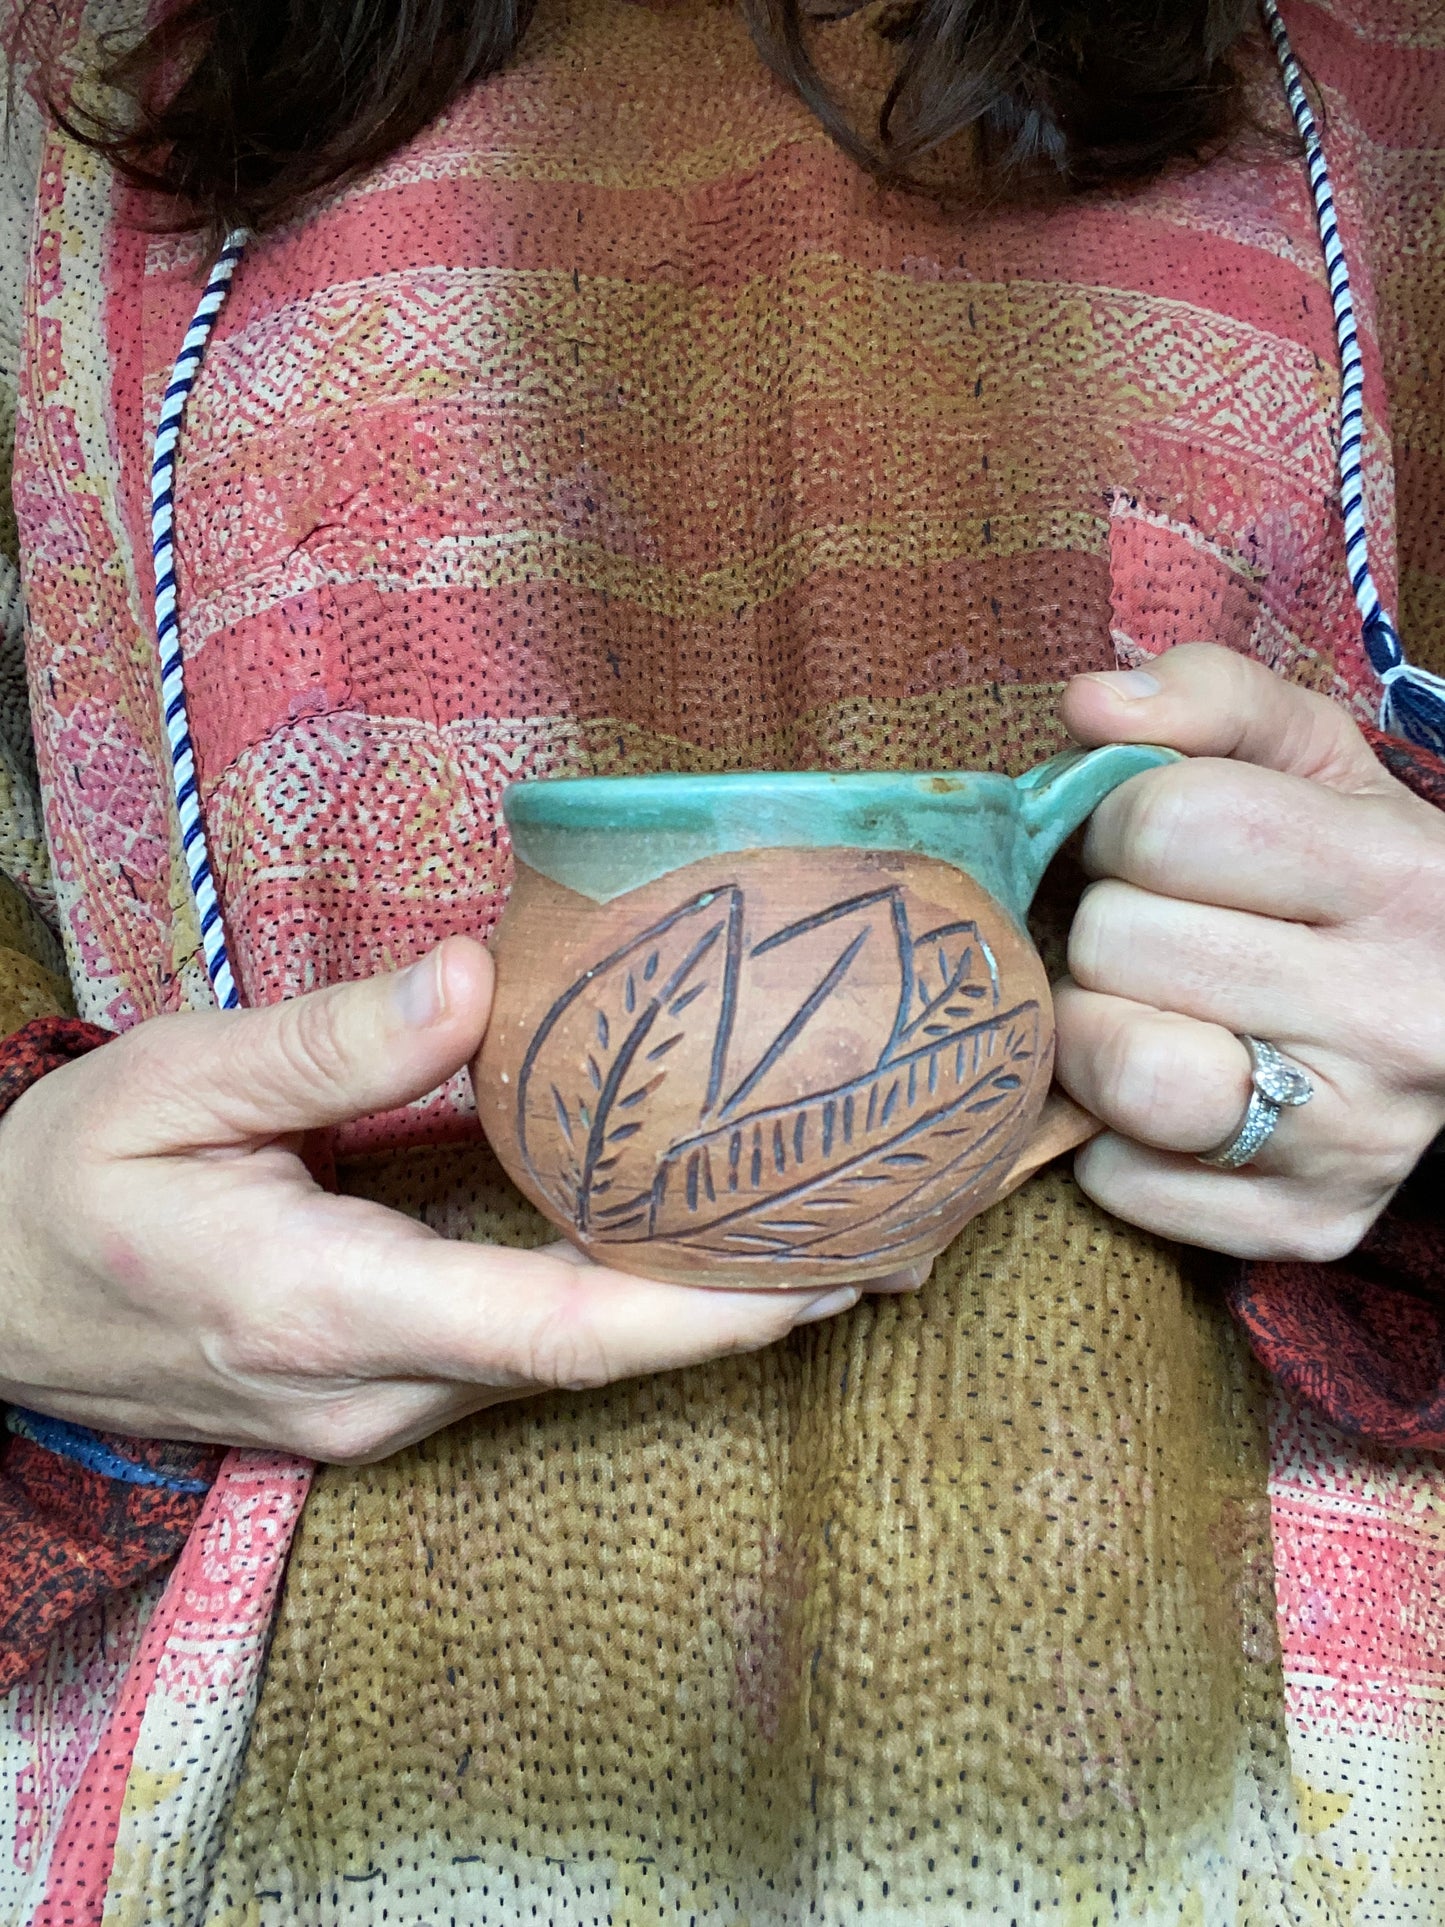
[844,1131,1022,1253]
[646,1158,670,1233]
[912,918,1003,1006]
[595,1192,654,1221]
[647,1009,1041,1243]
[891,919,992,1051]
[517,882,731,1185]
[599,1211,648,1233]
[719,927,870,1120]
[747,886,900,959]
[965,1075,1021,1113]
[572,919,726,1233]
[703,888,746,1118]
[719,992,1037,1145]
[618,1074,664,1110]
[711,1106,1029,1261]
[881,888,916,1065]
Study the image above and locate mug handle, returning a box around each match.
[1012,742,1181,912]
[997,1091,1102,1194]
[990,742,1183,1205]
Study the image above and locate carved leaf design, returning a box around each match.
[708,887,907,1123]
[517,887,743,1233]
[646,1001,1042,1262]
[887,918,1000,1057]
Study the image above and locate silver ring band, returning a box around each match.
[1200,1036,1315,1171]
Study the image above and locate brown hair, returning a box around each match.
[12,0,1255,237]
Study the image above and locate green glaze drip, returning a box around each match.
[505,744,1181,922]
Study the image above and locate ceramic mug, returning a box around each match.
[472,744,1178,1288]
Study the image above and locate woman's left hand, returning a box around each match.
[1053,643,1445,1262]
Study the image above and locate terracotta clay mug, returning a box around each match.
[472,745,1178,1288]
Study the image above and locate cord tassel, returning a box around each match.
[1366,617,1445,757]
[1264,0,1445,757]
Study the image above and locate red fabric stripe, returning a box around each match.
[147,159,1385,419]
[186,553,1116,778]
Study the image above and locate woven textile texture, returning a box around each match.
[2,0,1445,1918]
[0,1017,223,1698]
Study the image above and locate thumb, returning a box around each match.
[100,937,494,1156]
[1061,643,1390,794]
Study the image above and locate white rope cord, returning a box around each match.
[1261,0,1445,753]
[151,8,1445,1007]
[149,228,249,1010]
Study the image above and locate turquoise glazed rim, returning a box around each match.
[504,744,1181,921]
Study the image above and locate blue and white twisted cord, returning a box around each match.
[149,227,249,1008]
[150,8,1445,1008]
[1262,0,1445,755]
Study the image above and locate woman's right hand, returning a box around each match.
[0,938,917,1464]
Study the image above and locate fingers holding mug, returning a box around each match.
[1051,978,1435,1258]
[1050,981,1316,1163]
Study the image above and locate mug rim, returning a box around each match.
[503,766,1016,831]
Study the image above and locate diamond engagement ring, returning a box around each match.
[1199,1036,1315,1171]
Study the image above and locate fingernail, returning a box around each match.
[1092,668,1160,700]
[393,949,447,1027]
[793,1285,862,1325]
